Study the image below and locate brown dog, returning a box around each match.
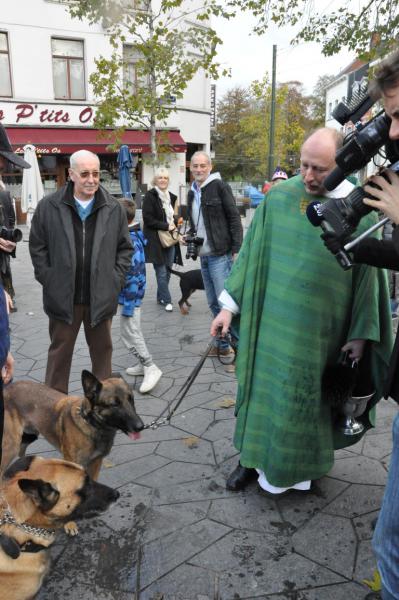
[0,455,119,600]
[1,370,144,480]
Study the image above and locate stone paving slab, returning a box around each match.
[5,229,397,599]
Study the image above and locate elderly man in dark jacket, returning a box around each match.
[29,149,132,394]
[187,151,242,354]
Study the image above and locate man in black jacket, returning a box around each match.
[323,50,399,600]
[29,149,132,394]
[187,151,242,354]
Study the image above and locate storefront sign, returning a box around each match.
[14,146,61,154]
[0,101,95,127]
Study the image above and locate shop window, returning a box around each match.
[52,37,85,100]
[0,32,12,97]
[123,45,148,95]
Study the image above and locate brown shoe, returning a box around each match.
[208,346,234,357]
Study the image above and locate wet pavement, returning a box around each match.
[7,226,394,599]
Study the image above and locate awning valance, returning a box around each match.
[7,127,186,155]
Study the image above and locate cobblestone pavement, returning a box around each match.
[6,228,395,599]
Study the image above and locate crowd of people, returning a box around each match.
[1,49,399,600]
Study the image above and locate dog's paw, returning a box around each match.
[64,521,79,536]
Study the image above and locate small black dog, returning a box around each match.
[168,267,204,314]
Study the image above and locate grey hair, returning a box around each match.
[152,166,169,186]
[190,151,211,165]
[70,150,100,170]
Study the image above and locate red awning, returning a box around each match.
[7,127,186,154]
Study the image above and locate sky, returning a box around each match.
[212,8,353,101]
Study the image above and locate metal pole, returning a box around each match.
[268,45,277,181]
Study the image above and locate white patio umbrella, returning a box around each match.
[21,144,44,231]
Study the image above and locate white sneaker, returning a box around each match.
[165,303,173,312]
[126,364,144,376]
[140,364,162,393]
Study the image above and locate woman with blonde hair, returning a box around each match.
[142,167,182,311]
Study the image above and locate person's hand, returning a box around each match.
[320,231,343,255]
[363,169,399,224]
[341,339,366,362]
[4,291,13,314]
[168,223,176,231]
[211,309,233,338]
[0,238,16,253]
[2,351,14,384]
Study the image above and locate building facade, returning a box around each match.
[0,0,212,218]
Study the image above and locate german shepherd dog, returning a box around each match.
[1,370,144,481]
[0,456,119,600]
[167,267,204,314]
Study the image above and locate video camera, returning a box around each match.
[0,226,22,243]
[0,205,23,245]
[306,79,399,269]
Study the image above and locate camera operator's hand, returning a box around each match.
[0,238,16,253]
[363,169,399,224]
[341,338,366,362]
[320,231,343,255]
[211,309,233,338]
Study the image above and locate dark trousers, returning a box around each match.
[45,304,113,394]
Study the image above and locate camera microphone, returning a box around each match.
[306,202,353,270]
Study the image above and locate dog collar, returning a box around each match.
[0,509,55,541]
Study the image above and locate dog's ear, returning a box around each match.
[3,456,35,480]
[81,370,102,404]
[18,479,60,512]
[0,534,20,559]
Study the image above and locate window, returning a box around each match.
[123,45,147,95]
[0,32,12,97]
[52,38,85,100]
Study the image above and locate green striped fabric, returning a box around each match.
[226,175,393,487]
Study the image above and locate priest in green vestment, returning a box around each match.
[211,128,394,495]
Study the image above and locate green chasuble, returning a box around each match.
[226,175,393,488]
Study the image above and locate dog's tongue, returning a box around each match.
[128,432,141,440]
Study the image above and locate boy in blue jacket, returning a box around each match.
[119,199,162,393]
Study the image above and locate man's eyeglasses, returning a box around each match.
[73,170,100,179]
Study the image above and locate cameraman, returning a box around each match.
[0,122,30,464]
[0,180,17,311]
[324,50,399,600]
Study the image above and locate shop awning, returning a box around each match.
[7,127,186,154]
